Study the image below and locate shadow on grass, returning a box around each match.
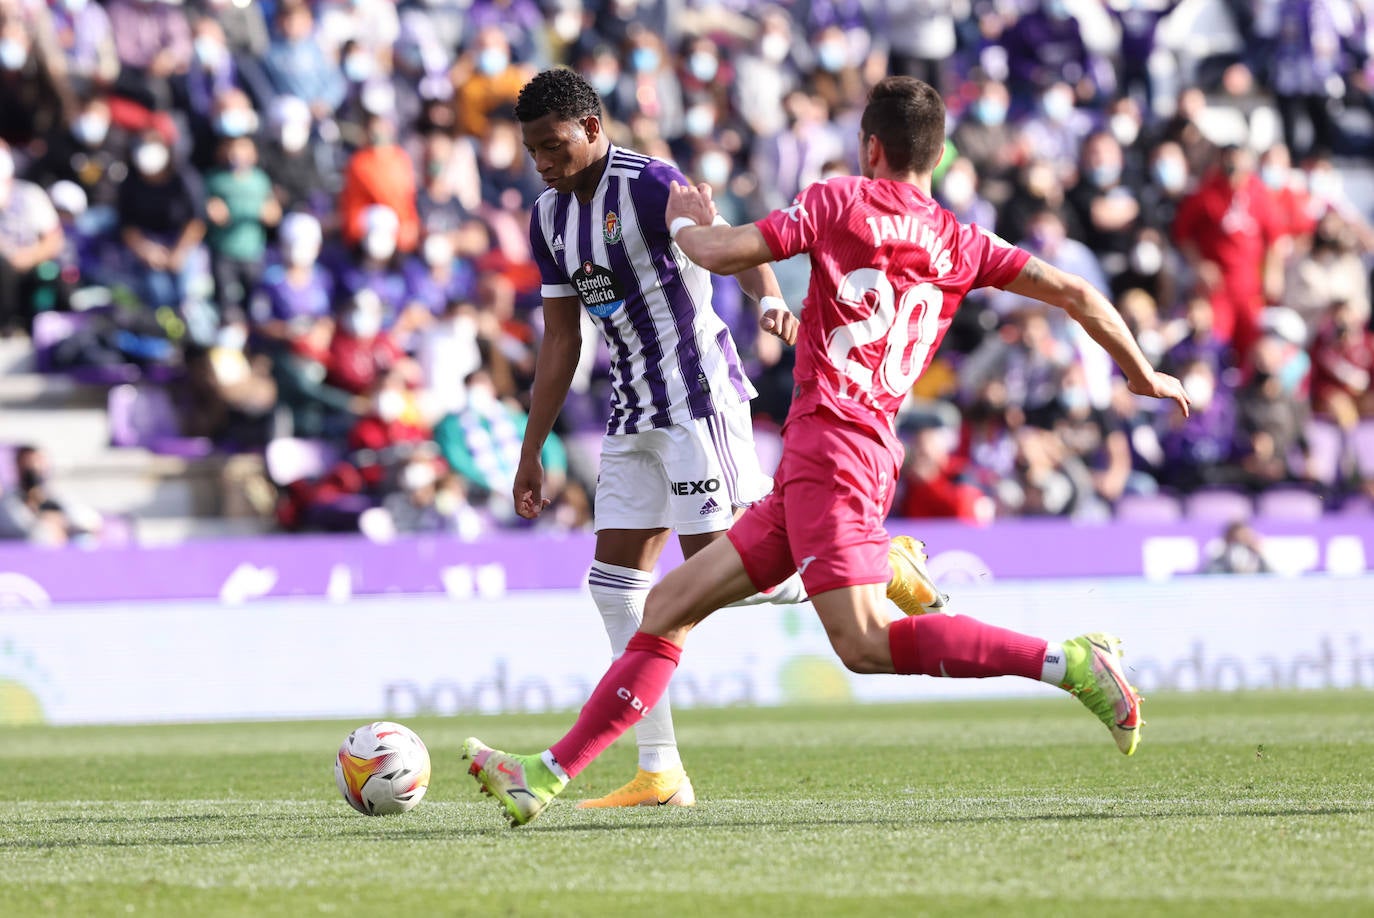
[5,804,1370,849]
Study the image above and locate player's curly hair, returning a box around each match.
[860,76,946,175]
[514,68,602,124]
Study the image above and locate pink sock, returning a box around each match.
[549,632,682,778]
[888,614,1046,681]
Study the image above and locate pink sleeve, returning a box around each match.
[966,223,1031,289]
[754,180,838,262]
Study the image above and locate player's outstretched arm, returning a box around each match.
[514,294,583,518]
[1002,256,1191,418]
[667,181,775,277]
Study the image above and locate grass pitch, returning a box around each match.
[4,691,1373,917]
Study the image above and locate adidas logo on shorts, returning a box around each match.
[699,497,721,516]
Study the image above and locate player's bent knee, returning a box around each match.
[828,635,887,675]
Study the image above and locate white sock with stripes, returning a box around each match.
[587,561,682,773]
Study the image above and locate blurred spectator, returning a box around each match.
[950,77,1018,207]
[0,445,98,545]
[884,0,962,92]
[338,113,419,254]
[117,131,210,337]
[260,96,334,219]
[751,89,845,214]
[106,0,192,112]
[49,0,121,93]
[1162,295,1232,379]
[453,25,533,139]
[263,3,347,122]
[1157,357,1239,490]
[205,134,280,320]
[477,117,544,210]
[0,10,74,147]
[337,203,412,328]
[1066,130,1141,276]
[185,17,240,168]
[379,454,485,537]
[1285,211,1371,333]
[898,424,995,523]
[183,317,278,446]
[403,233,477,322]
[1107,0,1181,118]
[1202,521,1270,574]
[433,368,567,520]
[1256,0,1353,158]
[416,298,488,417]
[1258,143,1319,240]
[1235,332,1312,489]
[415,132,482,250]
[1019,82,1094,184]
[325,288,408,396]
[936,157,997,231]
[961,306,1074,427]
[731,7,801,139]
[1308,299,1374,431]
[0,139,65,335]
[1173,145,1285,364]
[23,94,132,217]
[998,0,1101,103]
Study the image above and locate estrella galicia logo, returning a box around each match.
[603,211,623,244]
[573,261,626,317]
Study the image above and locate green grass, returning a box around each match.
[4,692,1373,917]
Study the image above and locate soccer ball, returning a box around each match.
[334,721,431,816]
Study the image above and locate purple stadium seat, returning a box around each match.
[107,384,213,457]
[1302,419,1345,488]
[1113,492,1183,523]
[265,438,341,486]
[1255,487,1326,521]
[1336,495,1372,517]
[1353,421,1374,479]
[1183,487,1254,523]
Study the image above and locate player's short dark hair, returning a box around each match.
[514,68,602,124]
[860,76,946,175]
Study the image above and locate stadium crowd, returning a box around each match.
[0,0,1373,542]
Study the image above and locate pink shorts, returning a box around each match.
[727,409,901,597]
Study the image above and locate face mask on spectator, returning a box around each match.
[477,47,509,77]
[1152,158,1185,193]
[363,230,395,261]
[402,461,435,492]
[1109,114,1139,147]
[1088,164,1121,188]
[1260,165,1287,190]
[1045,0,1070,19]
[698,151,730,186]
[1181,372,1214,409]
[1041,90,1073,123]
[688,52,718,82]
[73,112,110,146]
[485,137,516,169]
[135,142,169,176]
[0,148,12,182]
[588,69,618,97]
[216,108,258,138]
[760,32,789,63]
[941,170,975,209]
[64,0,88,11]
[347,307,383,338]
[975,98,1007,127]
[1130,239,1163,276]
[216,324,248,351]
[422,234,452,267]
[0,38,26,71]
[1308,170,1341,202]
[344,51,373,83]
[630,47,659,73]
[816,40,846,73]
[1061,387,1089,411]
[194,37,225,68]
[684,105,715,138]
[284,239,318,267]
[279,122,310,152]
[375,388,406,422]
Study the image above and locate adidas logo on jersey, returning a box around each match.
[698,498,721,516]
[551,234,565,252]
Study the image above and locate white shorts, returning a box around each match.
[593,402,773,535]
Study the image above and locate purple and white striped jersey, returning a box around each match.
[530,145,756,436]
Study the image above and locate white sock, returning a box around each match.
[726,571,809,607]
[1040,642,1067,685]
[540,750,570,784]
[588,561,681,773]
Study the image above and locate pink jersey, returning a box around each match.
[756,176,1029,447]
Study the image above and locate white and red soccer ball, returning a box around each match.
[334,721,431,816]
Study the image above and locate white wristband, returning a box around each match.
[669,217,698,241]
[759,295,788,313]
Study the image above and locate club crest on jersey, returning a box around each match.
[573,260,626,317]
[603,211,623,244]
